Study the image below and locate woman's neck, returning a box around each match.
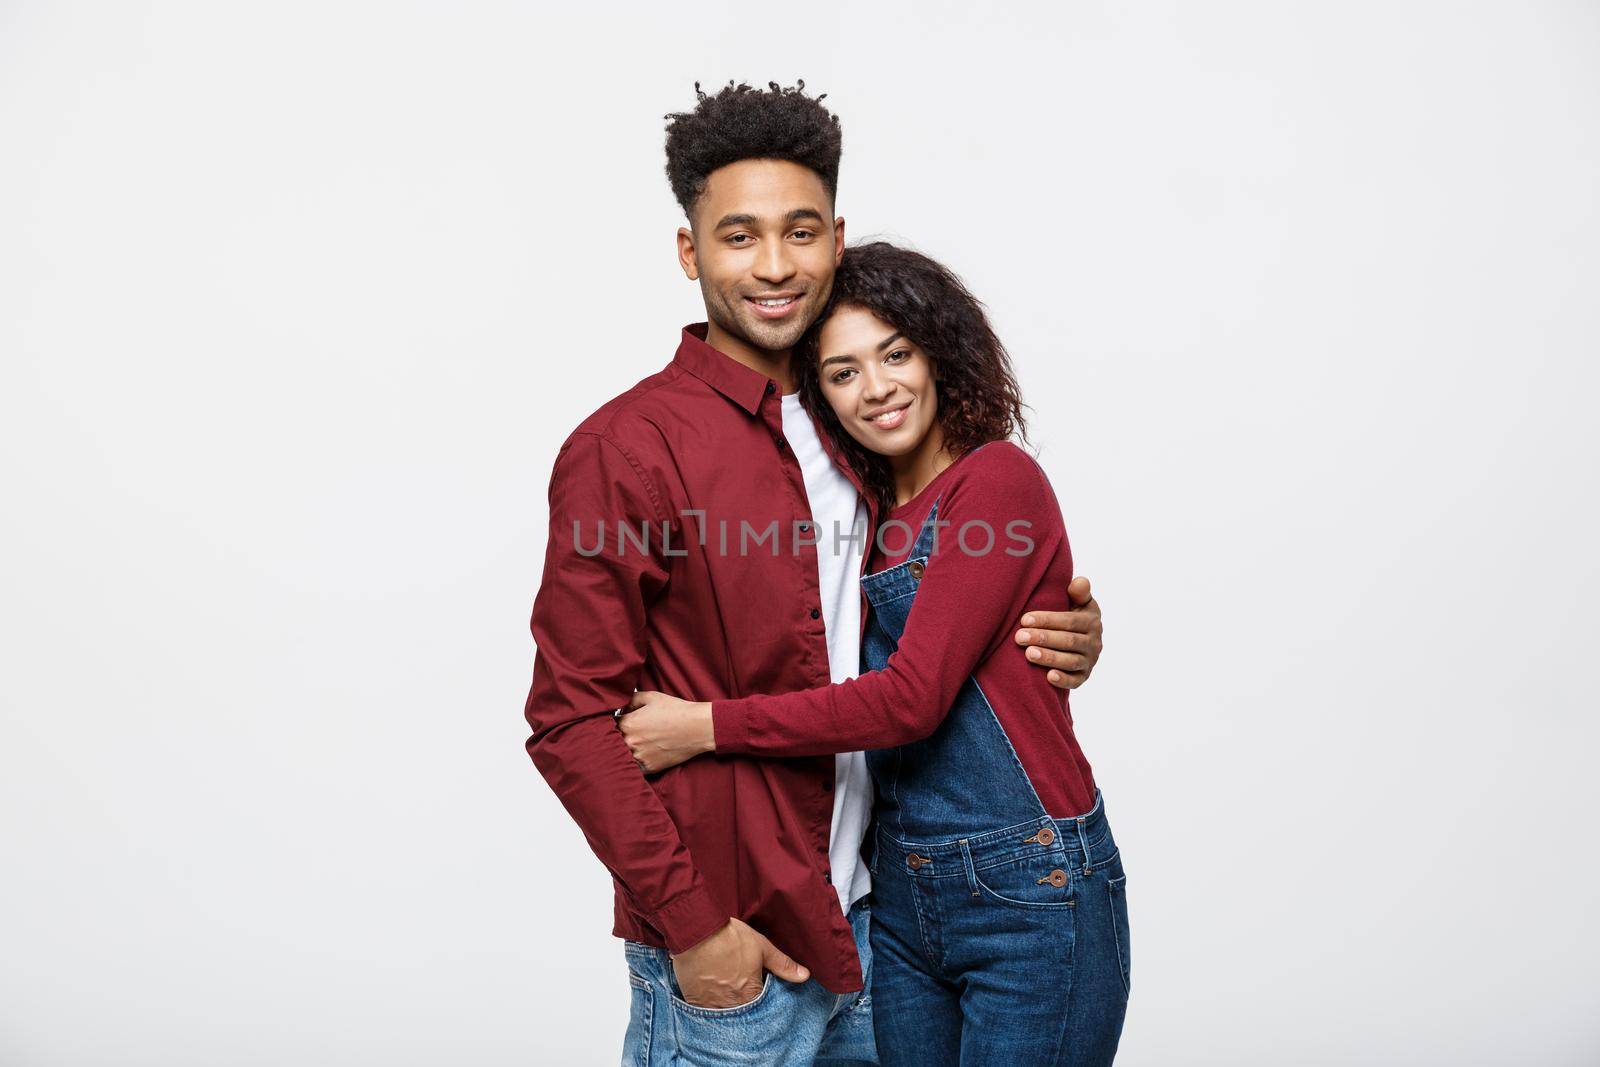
[889,423,955,507]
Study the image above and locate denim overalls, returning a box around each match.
[861,498,1131,1067]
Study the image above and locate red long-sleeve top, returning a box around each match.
[712,441,1098,819]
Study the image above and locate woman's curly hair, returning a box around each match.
[795,241,1030,512]
[663,80,842,219]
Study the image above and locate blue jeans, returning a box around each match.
[621,897,878,1066]
[867,793,1130,1066]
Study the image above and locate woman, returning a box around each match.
[619,241,1130,1066]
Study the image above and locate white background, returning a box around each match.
[3,2,1597,1064]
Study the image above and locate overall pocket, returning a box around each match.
[968,850,1078,911]
[1107,867,1132,994]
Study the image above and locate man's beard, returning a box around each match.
[702,279,816,354]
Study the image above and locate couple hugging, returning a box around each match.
[524,80,1131,1067]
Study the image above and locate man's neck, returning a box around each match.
[704,319,796,394]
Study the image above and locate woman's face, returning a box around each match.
[815,305,939,458]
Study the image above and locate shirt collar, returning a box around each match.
[672,323,775,416]
[670,322,878,525]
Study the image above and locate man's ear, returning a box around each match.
[833,215,846,265]
[676,225,699,281]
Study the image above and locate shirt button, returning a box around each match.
[822,778,834,793]
[765,381,776,395]
[810,608,821,620]
[775,436,787,451]
[823,871,832,884]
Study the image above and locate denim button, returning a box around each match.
[908,560,925,580]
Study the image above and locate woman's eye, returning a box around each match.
[830,369,855,384]
[885,349,910,363]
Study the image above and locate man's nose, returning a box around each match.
[752,240,795,285]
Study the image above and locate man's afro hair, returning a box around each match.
[663,79,842,219]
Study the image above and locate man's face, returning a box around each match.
[677,158,845,356]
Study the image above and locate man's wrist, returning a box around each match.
[670,916,733,960]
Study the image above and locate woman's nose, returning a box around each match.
[859,368,894,402]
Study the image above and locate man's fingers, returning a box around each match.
[1047,669,1088,691]
[1015,624,1093,653]
[758,936,810,984]
[1068,575,1093,606]
[1023,646,1089,672]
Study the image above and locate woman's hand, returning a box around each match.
[617,691,716,774]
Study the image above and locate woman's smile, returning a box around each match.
[863,400,912,431]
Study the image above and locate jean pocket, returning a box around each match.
[1108,872,1131,994]
[969,852,1078,911]
[622,973,655,1066]
[667,970,776,1019]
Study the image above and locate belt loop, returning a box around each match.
[958,839,979,897]
[1077,813,1095,875]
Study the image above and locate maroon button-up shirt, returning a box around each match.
[523,323,878,993]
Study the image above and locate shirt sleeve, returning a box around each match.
[523,432,727,953]
[712,444,1070,757]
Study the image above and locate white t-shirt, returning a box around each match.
[781,393,874,916]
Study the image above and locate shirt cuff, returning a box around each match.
[710,698,755,755]
[651,883,730,956]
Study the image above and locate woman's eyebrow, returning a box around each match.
[822,332,904,367]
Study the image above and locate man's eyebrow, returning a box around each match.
[712,208,827,231]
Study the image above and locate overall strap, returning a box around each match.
[908,497,943,559]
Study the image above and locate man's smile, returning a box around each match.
[744,292,803,319]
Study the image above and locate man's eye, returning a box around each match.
[728,234,752,245]
[791,229,814,239]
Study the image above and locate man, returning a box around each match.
[524,81,1104,1065]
